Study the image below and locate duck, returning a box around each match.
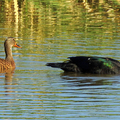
[0,37,21,72]
[46,56,120,74]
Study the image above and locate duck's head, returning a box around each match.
[4,37,22,48]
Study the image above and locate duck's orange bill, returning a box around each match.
[14,44,22,48]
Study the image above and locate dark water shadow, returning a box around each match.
[60,72,120,87]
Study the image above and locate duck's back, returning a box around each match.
[69,56,120,74]
[0,58,12,71]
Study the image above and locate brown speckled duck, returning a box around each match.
[0,37,21,72]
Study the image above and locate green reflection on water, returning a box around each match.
[0,0,120,66]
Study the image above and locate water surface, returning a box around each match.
[0,0,120,119]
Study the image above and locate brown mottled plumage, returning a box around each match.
[0,37,21,73]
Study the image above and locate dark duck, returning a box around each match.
[46,56,120,74]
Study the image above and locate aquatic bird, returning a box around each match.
[46,56,120,74]
[0,37,21,72]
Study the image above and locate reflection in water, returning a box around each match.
[1,68,15,95]
[61,72,117,87]
[1,0,120,40]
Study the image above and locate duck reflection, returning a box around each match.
[4,69,14,93]
[60,72,117,87]
[3,68,15,94]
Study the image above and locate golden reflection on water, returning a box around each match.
[0,0,120,79]
[1,0,120,39]
[0,0,120,64]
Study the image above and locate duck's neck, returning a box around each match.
[5,45,15,66]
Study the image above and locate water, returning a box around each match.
[0,0,120,119]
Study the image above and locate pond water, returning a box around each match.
[0,0,120,119]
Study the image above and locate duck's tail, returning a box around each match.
[46,63,63,68]
[46,62,80,72]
